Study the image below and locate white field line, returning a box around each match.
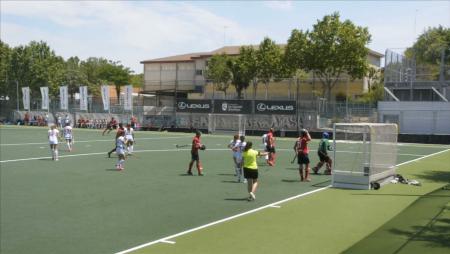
[0,148,428,164]
[113,147,450,254]
[395,148,450,167]
[0,137,185,146]
[114,186,329,254]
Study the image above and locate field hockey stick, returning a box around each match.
[290,153,298,164]
[175,144,189,148]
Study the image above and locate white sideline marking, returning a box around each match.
[395,148,450,166]
[160,240,176,244]
[0,148,225,163]
[0,148,429,164]
[269,205,281,208]
[114,186,329,254]
[0,137,184,146]
[114,147,450,254]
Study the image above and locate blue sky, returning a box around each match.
[1,1,449,73]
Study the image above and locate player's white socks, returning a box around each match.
[66,142,71,151]
[54,149,58,160]
[129,145,134,154]
[265,155,269,160]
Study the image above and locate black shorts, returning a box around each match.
[298,153,310,165]
[318,152,330,162]
[244,168,258,179]
[191,152,199,161]
[266,145,276,153]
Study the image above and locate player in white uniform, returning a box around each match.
[228,135,241,178]
[115,131,127,171]
[48,124,60,161]
[124,124,135,155]
[236,136,247,183]
[63,123,74,152]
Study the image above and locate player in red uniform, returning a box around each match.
[102,117,118,135]
[186,131,204,176]
[294,129,312,182]
[266,128,276,166]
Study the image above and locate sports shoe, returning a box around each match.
[243,179,248,183]
[108,152,111,158]
[198,173,204,176]
[312,167,318,174]
[187,171,193,175]
[248,192,256,201]
[324,170,331,175]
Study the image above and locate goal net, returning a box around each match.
[332,123,398,190]
[208,114,246,136]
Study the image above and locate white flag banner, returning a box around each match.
[101,85,110,111]
[40,86,49,110]
[59,85,68,110]
[79,86,88,111]
[22,87,30,110]
[124,85,133,111]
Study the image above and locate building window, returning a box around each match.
[195,69,203,76]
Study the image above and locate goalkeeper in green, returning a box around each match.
[312,132,332,175]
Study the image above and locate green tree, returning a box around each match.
[290,12,371,101]
[257,37,283,99]
[130,73,143,88]
[98,61,131,99]
[229,46,258,99]
[405,26,450,80]
[64,56,88,98]
[0,41,12,98]
[206,53,232,98]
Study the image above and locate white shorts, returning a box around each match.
[116,147,125,155]
[49,138,58,145]
[126,136,134,142]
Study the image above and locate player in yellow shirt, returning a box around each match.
[242,142,268,201]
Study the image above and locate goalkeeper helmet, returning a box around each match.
[322,132,329,138]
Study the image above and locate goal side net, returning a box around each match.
[332,123,398,190]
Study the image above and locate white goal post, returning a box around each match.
[332,123,398,190]
[207,114,246,136]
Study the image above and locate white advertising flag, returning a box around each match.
[40,86,49,110]
[22,87,30,110]
[101,85,110,111]
[59,85,68,110]
[124,85,133,111]
[79,86,88,111]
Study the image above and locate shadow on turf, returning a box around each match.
[224,197,250,201]
[412,170,450,183]
[222,180,240,183]
[217,173,235,176]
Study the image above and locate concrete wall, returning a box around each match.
[378,101,450,134]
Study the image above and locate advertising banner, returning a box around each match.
[79,86,88,111]
[213,100,252,114]
[22,87,30,110]
[124,85,133,111]
[176,99,212,113]
[59,85,68,110]
[254,100,296,115]
[101,85,110,111]
[40,86,49,110]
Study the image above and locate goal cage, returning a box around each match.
[332,123,398,190]
[207,114,246,137]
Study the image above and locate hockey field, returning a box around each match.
[0,125,449,254]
